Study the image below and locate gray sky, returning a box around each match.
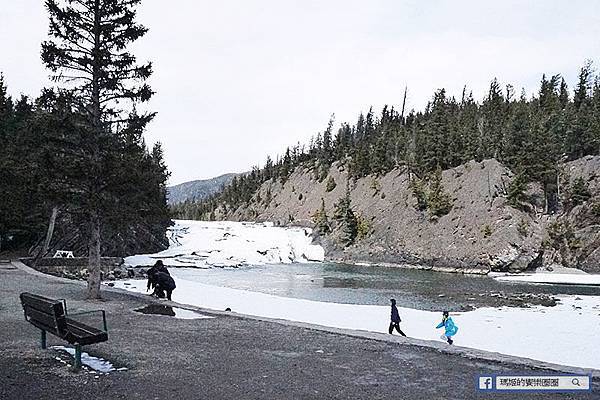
[1,1,599,185]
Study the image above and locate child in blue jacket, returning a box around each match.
[436,311,458,344]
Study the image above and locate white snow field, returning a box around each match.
[116,220,600,370]
[493,272,600,286]
[124,220,324,268]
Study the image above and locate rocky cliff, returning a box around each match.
[212,156,600,274]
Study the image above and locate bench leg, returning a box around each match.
[74,344,82,371]
[40,330,47,349]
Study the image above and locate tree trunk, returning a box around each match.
[86,0,103,300]
[35,206,59,264]
[87,214,102,299]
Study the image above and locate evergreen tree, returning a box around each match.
[312,198,330,235]
[42,0,155,298]
[426,168,452,219]
[567,176,591,208]
[409,177,428,211]
[416,89,451,172]
[480,78,506,159]
[568,61,595,159]
[333,186,358,246]
[507,171,528,209]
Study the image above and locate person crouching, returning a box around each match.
[146,260,176,301]
[153,271,176,301]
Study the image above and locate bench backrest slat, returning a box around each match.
[20,293,67,335]
[24,307,61,331]
[20,293,58,314]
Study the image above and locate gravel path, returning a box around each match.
[1,264,598,399]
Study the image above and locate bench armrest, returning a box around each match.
[67,309,108,332]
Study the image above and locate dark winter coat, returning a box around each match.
[391,304,401,323]
[154,271,176,291]
[147,265,170,290]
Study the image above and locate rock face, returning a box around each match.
[212,157,599,274]
[167,173,239,205]
[541,156,600,273]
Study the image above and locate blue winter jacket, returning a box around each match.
[391,304,401,323]
[436,317,458,337]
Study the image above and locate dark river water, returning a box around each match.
[173,262,600,311]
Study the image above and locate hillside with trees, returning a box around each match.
[173,63,600,272]
[167,173,239,205]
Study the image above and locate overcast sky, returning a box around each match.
[1,1,599,185]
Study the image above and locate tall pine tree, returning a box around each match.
[42,0,155,298]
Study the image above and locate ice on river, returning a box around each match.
[125,220,324,268]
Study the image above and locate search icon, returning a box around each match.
[572,378,580,386]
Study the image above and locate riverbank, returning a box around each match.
[328,257,491,275]
[2,261,599,400]
[113,266,600,371]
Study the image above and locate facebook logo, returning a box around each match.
[479,376,494,390]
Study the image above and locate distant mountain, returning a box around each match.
[167,173,239,205]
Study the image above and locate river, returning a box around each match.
[171,262,600,311]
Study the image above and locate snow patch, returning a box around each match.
[174,308,214,319]
[493,272,600,286]
[51,346,125,373]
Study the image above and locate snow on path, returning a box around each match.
[51,346,126,373]
[125,220,324,268]
[114,270,600,370]
[492,272,600,286]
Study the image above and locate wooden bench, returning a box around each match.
[19,292,109,370]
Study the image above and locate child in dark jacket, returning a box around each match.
[388,299,407,336]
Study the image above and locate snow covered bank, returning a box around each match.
[125,220,324,268]
[114,270,600,370]
[492,272,600,286]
